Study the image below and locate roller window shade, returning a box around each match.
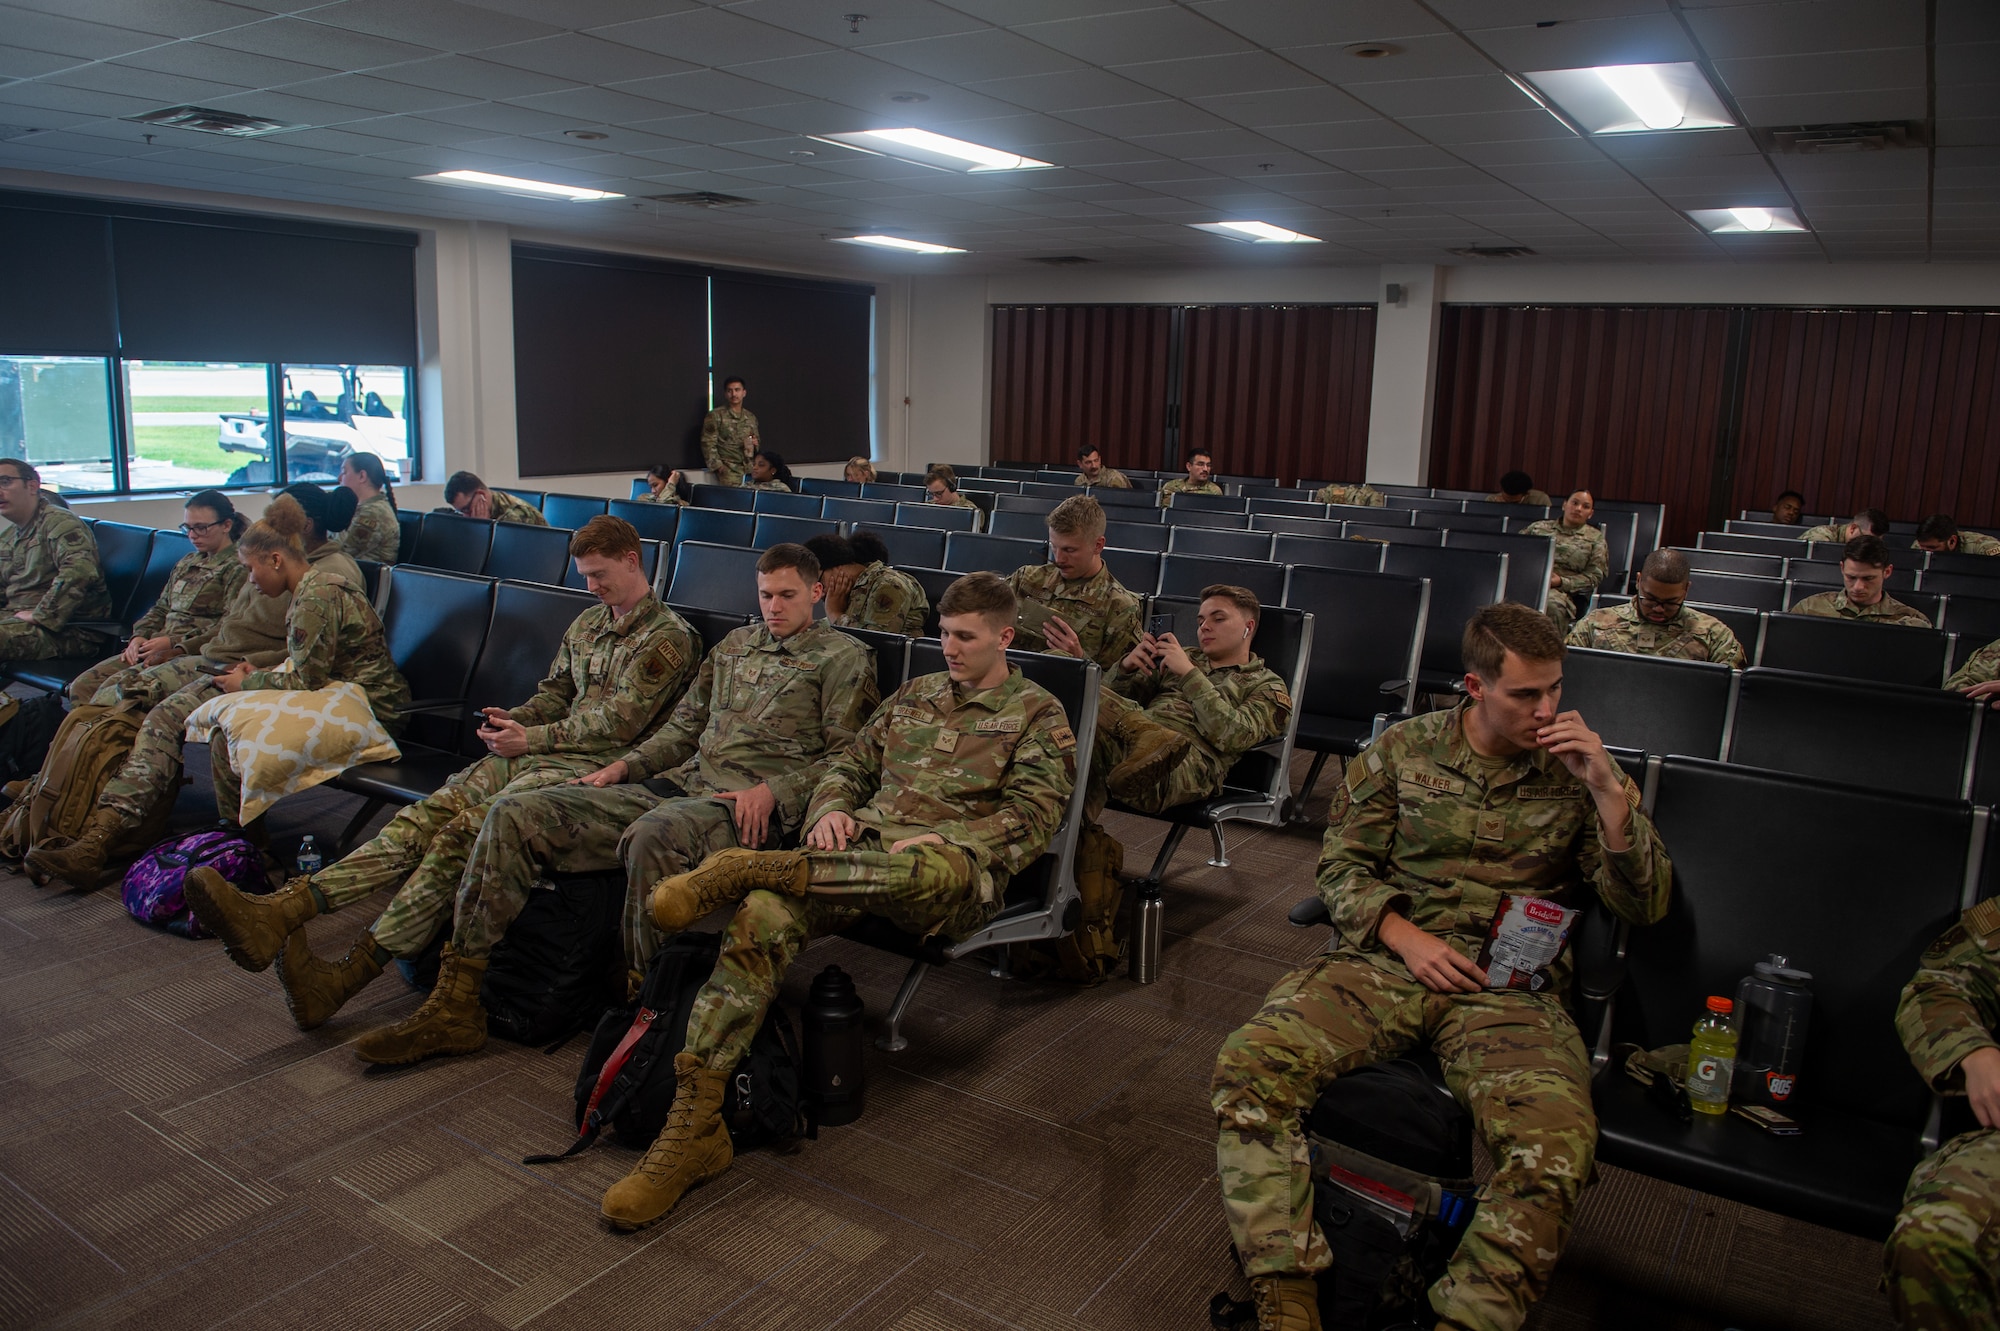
[709,274,873,466]
[0,205,117,355]
[512,246,710,479]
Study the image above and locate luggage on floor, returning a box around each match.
[122,826,267,939]
[0,693,66,789]
[0,700,152,869]
[480,872,624,1048]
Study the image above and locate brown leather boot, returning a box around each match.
[1105,712,1192,803]
[650,848,808,932]
[275,927,385,1030]
[24,807,130,889]
[599,1052,733,1230]
[186,869,319,972]
[351,945,488,1065]
[1250,1275,1322,1331]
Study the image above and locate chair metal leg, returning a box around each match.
[876,959,931,1052]
[1291,752,1329,823]
[1141,823,1191,887]
[1207,822,1230,868]
[335,797,385,857]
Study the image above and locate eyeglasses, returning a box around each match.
[180,519,228,535]
[1633,592,1686,612]
[0,476,24,489]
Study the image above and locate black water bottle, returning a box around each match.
[805,964,866,1126]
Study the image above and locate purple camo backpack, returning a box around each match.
[122,827,269,939]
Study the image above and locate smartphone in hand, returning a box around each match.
[1147,613,1174,639]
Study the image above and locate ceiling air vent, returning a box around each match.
[642,191,757,208]
[1448,245,1538,258]
[1762,121,1924,154]
[124,105,299,137]
[1022,255,1094,266]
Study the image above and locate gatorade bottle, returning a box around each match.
[1686,995,1737,1115]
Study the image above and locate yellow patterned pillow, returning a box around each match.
[184,682,400,823]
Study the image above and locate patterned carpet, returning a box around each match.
[0,749,1894,1331]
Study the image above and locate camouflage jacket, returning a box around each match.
[700,407,759,480]
[636,488,688,507]
[1567,600,1745,668]
[932,491,978,508]
[1801,523,1845,544]
[805,666,1076,900]
[241,568,411,725]
[1789,589,1932,627]
[1488,489,1554,507]
[1107,652,1292,770]
[1006,561,1142,672]
[199,539,353,669]
[749,479,793,492]
[506,594,697,756]
[622,620,878,826]
[1941,531,2000,557]
[1897,898,2000,1091]
[831,561,928,637]
[489,490,548,527]
[131,542,247,656]
[1158,478,1224,508]
[1315,483,1386,507]
[1320,701,1672,993]
[1077,469,1132,489]
[1947,639,2000,691]
[1521,518,1609,598]
[341,492,401,564]
[0,496,112,630]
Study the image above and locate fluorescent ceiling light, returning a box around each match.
[1190,220,1323,244]
[1519,63,1735,135]
[417,169,622,201]
[811,128,1052,173]
[834,235,966,254]
[1688,206,1810,234]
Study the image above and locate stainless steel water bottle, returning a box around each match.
[804,963,866,1126]
[1132,884,1164,984]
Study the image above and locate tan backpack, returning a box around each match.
[1008,823,1127,984]
[0,700,152,874]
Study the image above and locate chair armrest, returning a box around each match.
[1377,677,1412,695]
[1287,896,1332,928]
[70,620,125,638]
[394,696,471,718]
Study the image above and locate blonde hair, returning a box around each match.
[845,456,877,483]
[237,494,315,561]
[1046,494,1106,539]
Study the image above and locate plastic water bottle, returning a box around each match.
[1132,884,1164,984]
[1735,955,1813,1108]
[1686,995,1737,1115]
[295,835,323,877]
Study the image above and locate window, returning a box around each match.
[0,356,118,494]
[124,359,272,490]
[280,364,415,484]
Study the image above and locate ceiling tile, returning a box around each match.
[4,0,271,40]
[1348,74,1540,119]
[204,15,443,71]
[276,72,482,115]
[0,79,160,118]
[1055,100,1235,138]
[1468,15,1696,69]
[1684,0,1925,59]
[604,69,794,114]
[48,61,249,105]
[1190,84,1380,129]
[594,7,834,66]
[1189,0,1448,48]
[1282,33,1493,85]
[1263,118,1427,152]
[1734,90,1928,124]
[370,53,578,99]
[965,66,1168,113]
[1014,8,1253,66]
[0,47,87,80]
[467,0,702,24]
[864,28,1082,84]
[480,33,698,84]
[409,101,584,137]
[309,0,559,51]
[742,0,987,45]
[507,85,692,125]
[1111,51,1313,101]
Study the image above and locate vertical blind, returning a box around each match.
[989,305,1174,468]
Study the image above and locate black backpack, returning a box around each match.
[1212,1059,1478,1331]
[479,872,624,1048]
[0,693,66,786]
[525,930,813,1166]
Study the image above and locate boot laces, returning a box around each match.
[635,1078,706,1180]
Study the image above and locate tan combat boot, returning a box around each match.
[650,848,808,933]
[599,1052,733,1230]
[1104,712,1192,802]
[351,945,488,1065]
[3,777,30,804]
[24,807,131,889]
[185,868,319,972]
[1250,1275,1322,1331]
[275,927,384,1030]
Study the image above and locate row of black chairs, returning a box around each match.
[1736,510,2000,541]
[1696,532,2000,586]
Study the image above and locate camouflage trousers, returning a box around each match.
[310,753,601,958]
[97,669,225,823]
[1089,689,1227,819]
[1542,591,1580,639]
[1883,1126,2000,1330]
[685,833,994,1070]
[0,619,112,664]
[71,654,159,705]
[1211,951,1595,1331]
[618,789,793,974]
[705,443,748,488]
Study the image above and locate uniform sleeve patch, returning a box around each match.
[893,704,931,722]
[1047,723,1075,751]
[1968,897,2000,942]
[1517,784,1573,800]
[1400,768,1466,796]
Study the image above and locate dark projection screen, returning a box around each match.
[511,245,709,479]
[0,205,116,355]
[709,274,873,465]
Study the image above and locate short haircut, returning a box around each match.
[925,464,959,491]
[1851,508,1890,536]
[1076,445,1100,460]
[1046,494,1106,539]
[1200,583,1261,621]
[1463,602,1564,679]
[0,458,39,484]
[722,375,745,390]
[847,530,891,566]
[570,514,642,561]
[1499,470,1533,495]
[1187,449,1212,464]
[1776,490,1804,505]
[1916,514,1960,543]
[757,541,821,584]
[1843,533,1891,568]
[804,533,856,570]
[937,570,1016,630]
[1639,548,1691,585]
[443,470,485,503]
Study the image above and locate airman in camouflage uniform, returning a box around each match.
[599,580,1076,1229]
[1947,638,2000,693]
[68,540,246,704]
[1790,588,1931,627]
[1314,483,1386,507]
[0,491,114,661]
[1949,531,2000,556]
[342,490,401,564]
[1009,559,1142,669]
[700,400,758,487]
[1212,606,1671,1331]
[1569,600,1744,667]
[488,489,548,527]
[1884,898,2000,1330]
[1522,494,1609,636]
[1159,477,1224,506]
[1801,521,1848,544]
[835,561,928,636]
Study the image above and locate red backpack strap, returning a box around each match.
[522,1007,655,1165]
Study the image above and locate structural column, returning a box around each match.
[1364,264,1445,486]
